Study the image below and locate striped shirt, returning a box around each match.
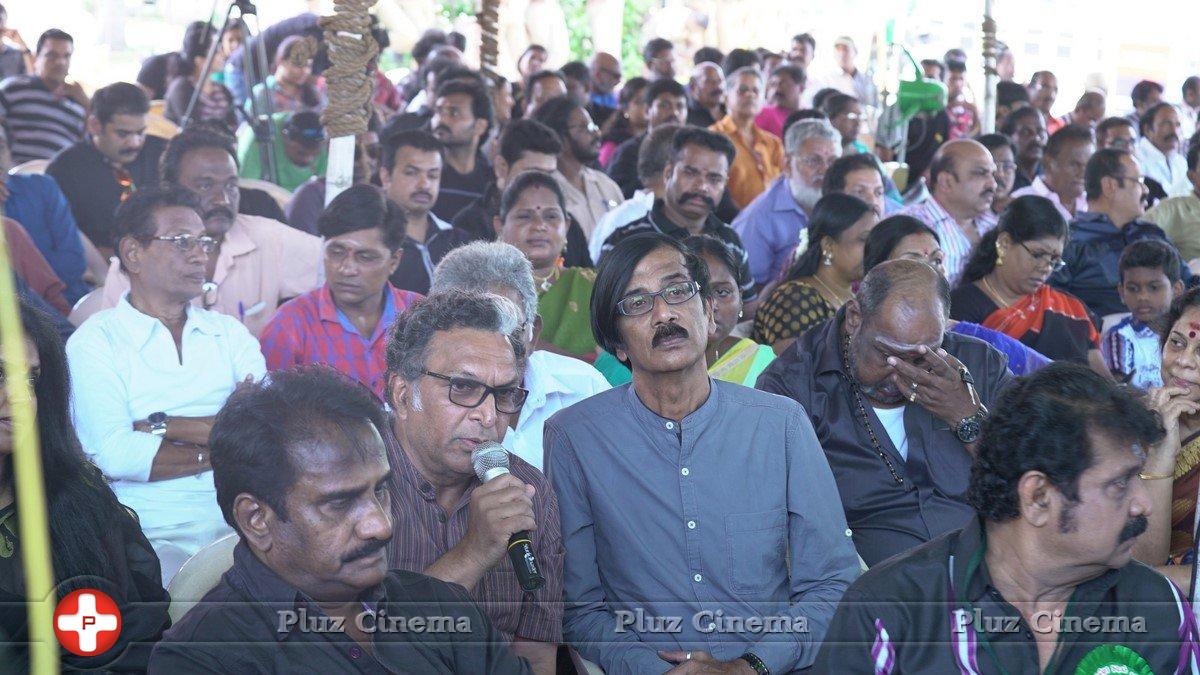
[0,76,85,164]
[901,197,998,286]
[258,283,423,400]
[1101,315,1163,389]
[383,427,564,645]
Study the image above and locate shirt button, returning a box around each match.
[349,646,362,659]
[681,467,690,476]
[693,573,703,583]
[845,528,853,537]
[687,520,696,529]
[665,421,675,430]
[437,513,446,523]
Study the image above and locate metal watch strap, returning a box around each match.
[738,652,769,675]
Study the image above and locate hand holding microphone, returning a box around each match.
[465,442,545,591]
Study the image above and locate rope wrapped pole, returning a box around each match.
[981,0,998,133]
[288,0,379,206]
[0,209,59,672]
[478,0,500,81]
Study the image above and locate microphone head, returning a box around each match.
[471,441,511,482]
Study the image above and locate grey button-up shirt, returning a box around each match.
[545,380,860,674]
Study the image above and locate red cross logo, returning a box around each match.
[53,588,122,656]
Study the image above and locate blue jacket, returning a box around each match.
[1050,210,1193,317]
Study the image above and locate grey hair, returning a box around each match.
[724,65,764,95]
[432,241,539,325]
[384,290,527,383]
[784,118,841,156]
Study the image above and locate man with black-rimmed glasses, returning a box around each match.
[382,290,564,675]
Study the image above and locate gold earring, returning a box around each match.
[995,243,1005,267]
[823,250,834,266]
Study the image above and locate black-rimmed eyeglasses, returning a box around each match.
[616,281,700,316]
[422,371,529,414]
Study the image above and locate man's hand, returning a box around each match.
[1,28,27,50]
[457,473,536,572]
[55,80,88,107]
[660,650,756,674]
[887,346,979,429]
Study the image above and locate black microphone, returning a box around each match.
[471,442,546,591]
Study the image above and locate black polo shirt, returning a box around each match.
[432,150,492,222]
[45,136,167,250]
[451,181,593,268]
[756,308,1013,566]
[815,516,1199,674]
[149,541,531,674]
[389,214,475,295]
[599,198,755,301]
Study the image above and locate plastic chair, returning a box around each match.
[8,159,48,175]
[166,533,238,623]
[239,177,294,212]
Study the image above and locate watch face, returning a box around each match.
[958,417,982,443]
[148,412,167,425]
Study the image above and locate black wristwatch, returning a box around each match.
[955,406,988,444]
[738,652,769,674]
[148,412,168,437]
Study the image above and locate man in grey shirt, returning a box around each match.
[545,231,860,674]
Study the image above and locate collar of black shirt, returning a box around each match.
[951,516,1123,609]
[648,198,726,238]
[227,539,386,641]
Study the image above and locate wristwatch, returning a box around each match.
[738,652,769,674]
[955,406,988,444]
[147,412,168,437]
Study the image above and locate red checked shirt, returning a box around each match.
[258,283,422,399]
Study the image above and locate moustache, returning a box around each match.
[434,125,451,135]
[342,537,390,563]
[204,206,235,222]
[680,192,716,210]
[413,191,433,201]
[1118,515,1148,544]
[651,323,688,347]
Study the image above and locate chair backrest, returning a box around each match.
[166,533,238,623]
[147,114,180,140]
[9,159,48,175]
[239,177,294,212]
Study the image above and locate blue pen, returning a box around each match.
[238,301,245,322]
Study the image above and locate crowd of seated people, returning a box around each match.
[2,9,1200,672]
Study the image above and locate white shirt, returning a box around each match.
[589,189,655,264]
[66,296,266,530]
[872,405,910,462]
[1136,136,1192,197]
[502,350,610,470]
[1011,176,1089,222]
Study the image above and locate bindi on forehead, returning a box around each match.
[1188,321,1200,339]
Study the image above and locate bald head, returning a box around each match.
[1073,91,1106,126]
[690,62,724,109]
[857,259,951,321]
[929,139,997,218]
[589,52,622,95]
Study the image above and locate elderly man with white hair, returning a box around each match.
[733,118,843,287]
[431,241,609,470]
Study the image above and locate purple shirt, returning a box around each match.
[732,175,809,285]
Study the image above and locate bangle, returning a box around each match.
[1139,471,1174,480]
[738,652,769,675]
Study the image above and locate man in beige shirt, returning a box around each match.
[72,126,322,336]
[532,95,623,240]
[1145,142,1200,261]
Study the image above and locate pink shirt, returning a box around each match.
[87,215,323,336]
[755,105,791,139]
[1011,176,1088,223]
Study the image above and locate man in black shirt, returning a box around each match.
[686,62,725,128]
[601,126,754,301]
[606,77,688,198]
[381,130,473,294]
[815,363,1197,674]
[46,81,165,254]
[149,367,529,674]
[451,118,591,267]
[430,79,493,221]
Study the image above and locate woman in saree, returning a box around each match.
[495,170,599,361]
[1131,287,1200,593]
[863,214,1051,376]
[751,193,878,354]
[951,194,1106,374]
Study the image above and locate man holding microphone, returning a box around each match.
[383,291,564,675]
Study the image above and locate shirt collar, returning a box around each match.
[623,374,720,432]
[768,175,808,216]
[522,351,578,405]
[318,284,399,335]
[648,198,724,236]
[429,213,452,232]
[115,293,222,349]
[227,540,386,642]
[813,307,849,376]
[221,215,258,258]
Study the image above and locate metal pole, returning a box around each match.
[981,0,998,133]
[181,4,235,131]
